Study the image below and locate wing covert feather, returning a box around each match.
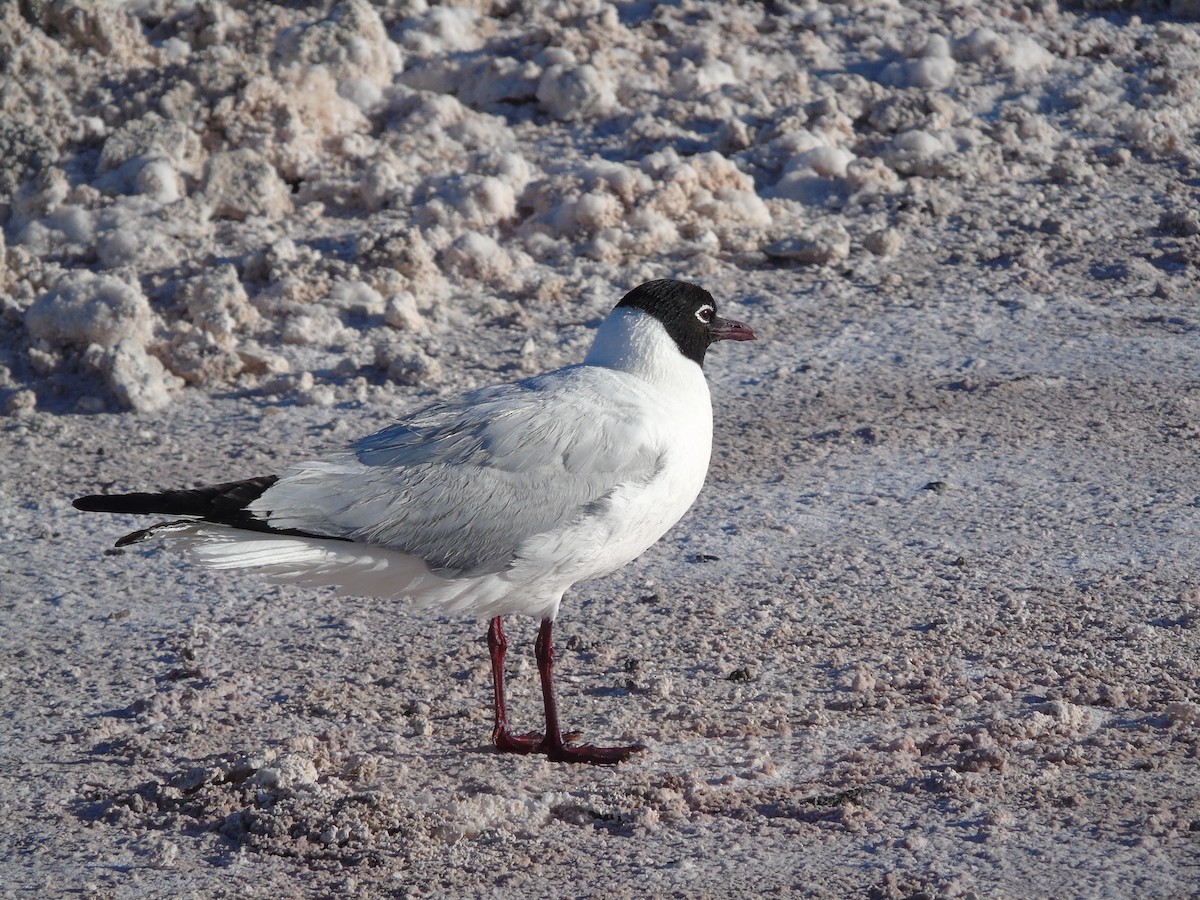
[254,369,663,576]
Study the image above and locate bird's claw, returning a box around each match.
[492,727,545,753]
[493,728,644,765]
[544,741,645,765]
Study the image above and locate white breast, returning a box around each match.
[506,307,715,606]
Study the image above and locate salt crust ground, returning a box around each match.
[2,1,1200,897]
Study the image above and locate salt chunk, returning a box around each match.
[627,209,678,248]
[673,59,737,96]
[282,308,348,346]
[588,159,649,204]
[276,0,402,85]
[763,224,851,265]
[796,145,853,179]
[298,384,337,407]
[1004,37,1052,75]
[769,144,855,202]
[474,177,517,221]
[884,34,957,88]
[923,34,952,60]
[159,36,190,64]
[849,667,876,693]
[487,151,533,192]
[400,6,482,55]
[907,55,955,88]
[134,158,183,203]
[267,237,300,265]
[896,130,946,156]
[250,753,318,790]
[202,149,293,221]
[165,334,245,386]
[571,192,622,232]
[182,265,258,340]
[885,129,945,174]
[99,111,205,180]
[98,339,178,412]
[329,280,385,316]
[537,63,617,121]
[451,175,516,227]
[699,188,771,228]
[40,206,95,246]
[339,77,384,112]
[441,231,512,281]
[384,291,425,330]
[238,345,291,375]
[455,56,541,109]
[382,345,443,386]
[9,166,68,222]
[361,158,400,211]
[1165,702,1200,726]
[846,157,900,194]
[960,27,1007,62]
[25,271,153,348]
[1027,700,1102,738]
[96,214,173,269]
[38,0,145,59]
[27,347,59,376]
[6,390,36,417]
[865,228,904,256]
[1159,209,1200,236]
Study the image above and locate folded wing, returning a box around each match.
[252,367,663,577]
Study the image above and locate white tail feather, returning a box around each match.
[152,523,548,618]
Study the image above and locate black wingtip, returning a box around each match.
[71,477,280,518]
[72,477,349,546]
[114,528,153,547]
[74,494,119,513]
[73,493,170,514]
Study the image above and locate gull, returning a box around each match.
[74,279,757,764]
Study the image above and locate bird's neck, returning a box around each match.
[584,307,703,388]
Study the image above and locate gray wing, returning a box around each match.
[254,367,663,576]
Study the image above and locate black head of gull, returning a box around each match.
[615,279,757,366]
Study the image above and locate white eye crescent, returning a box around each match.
[695,304,714,324]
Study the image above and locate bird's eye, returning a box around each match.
[695,305,714,324]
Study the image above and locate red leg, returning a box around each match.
[532,618,644,765]
[487,617,643,765]
[487,616,542,752]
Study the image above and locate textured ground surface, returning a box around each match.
[3,1,1200,897]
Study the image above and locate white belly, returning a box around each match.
[506,371,714,605]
